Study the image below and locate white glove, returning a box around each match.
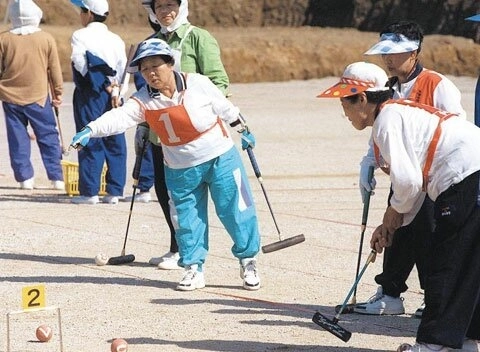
[359,157,376,203]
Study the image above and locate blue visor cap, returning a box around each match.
[128,38,174,73]
[466,14,480,22]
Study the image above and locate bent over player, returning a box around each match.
[318,61,480,352]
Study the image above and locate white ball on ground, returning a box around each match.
[95,253,109,266]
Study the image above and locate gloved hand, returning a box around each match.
[241,129,255,150]
[359,161,376,203]
[70,126,92,150]
[134,124,150,155]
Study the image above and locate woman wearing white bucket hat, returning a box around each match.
[0,0,64,190]
[355,21,466,319]
[318,61,480,352]
[131,0,230,270]
[70,38,261,292]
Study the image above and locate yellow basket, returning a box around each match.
[61,160,107,196]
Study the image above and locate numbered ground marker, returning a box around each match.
[6,285,64,352]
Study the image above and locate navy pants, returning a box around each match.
[375,194,434,297]
[417,171,480,348]
[3,99,63,182]
[151,143,177,253]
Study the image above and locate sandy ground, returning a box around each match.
[0,76,476,352]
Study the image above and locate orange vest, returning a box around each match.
[374,99,456,191]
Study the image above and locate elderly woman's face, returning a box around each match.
[140,56,173,89]
[340,95,369,130]
[154,0,180,27]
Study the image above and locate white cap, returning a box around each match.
[364,32,420,55]
[317,62,389,98]
[70,0,109,16]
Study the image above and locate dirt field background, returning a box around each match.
[2,21,480,84]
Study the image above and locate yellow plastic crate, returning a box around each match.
[61,160,107,196]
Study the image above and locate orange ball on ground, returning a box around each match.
[111,338,128,352]
[36,324,53,342]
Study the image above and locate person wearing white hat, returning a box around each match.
[355,21,466,319]
[318,61,480,352]
[70,38,261,292]
[466,14,480,127]
[0,0,64,190]
[69,0,128,205]
[130,0,230,270]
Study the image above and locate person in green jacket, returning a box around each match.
[135,0,230,270]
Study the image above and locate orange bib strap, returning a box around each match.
[373,100,456,190]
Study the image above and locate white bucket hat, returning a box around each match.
[317,62,389,98]
[70,0,109,16]
[8,0,43,34]
[364,32,420,55]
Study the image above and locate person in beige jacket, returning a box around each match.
[0,0,64,190]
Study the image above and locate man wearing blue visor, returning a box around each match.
[355,21,466,319]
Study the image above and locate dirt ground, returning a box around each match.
[0,75,477,351]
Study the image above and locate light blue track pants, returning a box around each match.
[165,146,260,270]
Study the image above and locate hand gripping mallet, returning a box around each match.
[245,147,305,253]
[312,250,377,342]
[107,137,150,265]
[335,166,374,314]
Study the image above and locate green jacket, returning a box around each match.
[157,23,229,94]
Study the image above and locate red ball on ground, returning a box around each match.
[36,324,53,342]
[111,338,128,352]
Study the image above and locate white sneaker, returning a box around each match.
[19,178,34,190]
[240,258,260,291]
[414,300,425,318]
[149,252,181,270]
[123,191,151,203]
[51,180,65,190]
[71,195,99,204]
[397,342,450,352]
[102,194,123,204]
[462,339,480,352]
[354,286,405,315]
[176,265,205,291]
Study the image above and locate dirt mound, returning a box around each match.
[1,1,480,83]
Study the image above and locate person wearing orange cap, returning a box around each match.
[355,21,466,319]
[318,61,480,352]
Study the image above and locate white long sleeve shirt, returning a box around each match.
[361,66,466,170]
[88,73,240,169]
[373,101,480,225]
